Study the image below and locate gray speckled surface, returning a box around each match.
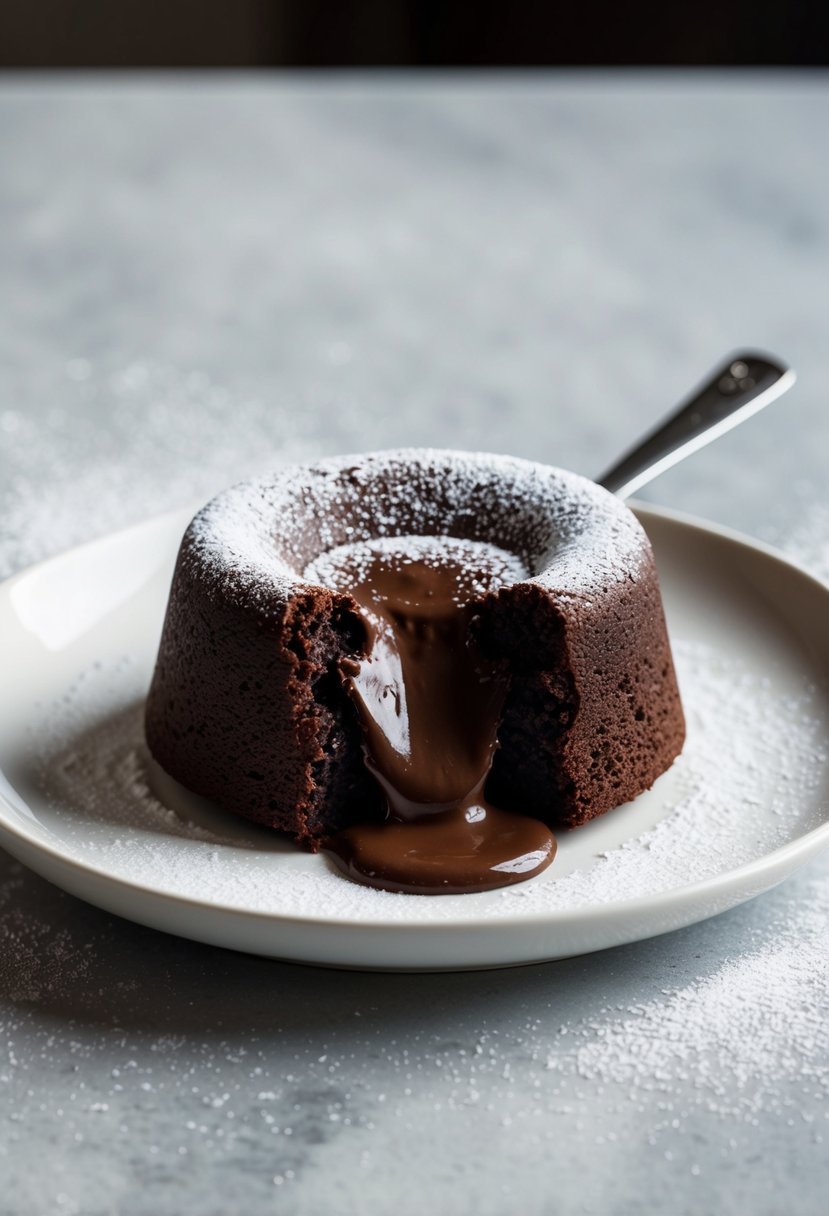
[1,74,828,1216]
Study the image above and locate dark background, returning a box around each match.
[1,0,827,68]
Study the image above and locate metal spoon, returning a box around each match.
[597,351,796,499]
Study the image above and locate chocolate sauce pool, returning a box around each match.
[305,537,557,895]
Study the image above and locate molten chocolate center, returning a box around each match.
[305,537,557,895]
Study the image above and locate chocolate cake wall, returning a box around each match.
[145,553,382,844]
[478,557,685,828]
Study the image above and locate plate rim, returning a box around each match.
[0,500,828,938]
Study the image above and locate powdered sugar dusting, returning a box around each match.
[31,637,828,925]
[0,361,315,583]
[183,449,648,614]
[571,910,829,1118]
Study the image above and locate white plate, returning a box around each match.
[0,504,827,971]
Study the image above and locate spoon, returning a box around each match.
[597,351,796,499]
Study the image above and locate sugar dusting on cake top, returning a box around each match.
[182,448,650,613]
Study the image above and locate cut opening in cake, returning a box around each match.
[300,533,560,893]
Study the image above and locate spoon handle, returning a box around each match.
[597,351,796,499]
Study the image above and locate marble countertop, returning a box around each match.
[1,73,827,1215]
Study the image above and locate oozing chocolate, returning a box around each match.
[305,537,557,894]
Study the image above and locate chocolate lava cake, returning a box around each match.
[145,450,686,866]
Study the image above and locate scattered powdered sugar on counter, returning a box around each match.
[0,361,316,581]
[569,901,829,1119]
[32,637,828,924]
